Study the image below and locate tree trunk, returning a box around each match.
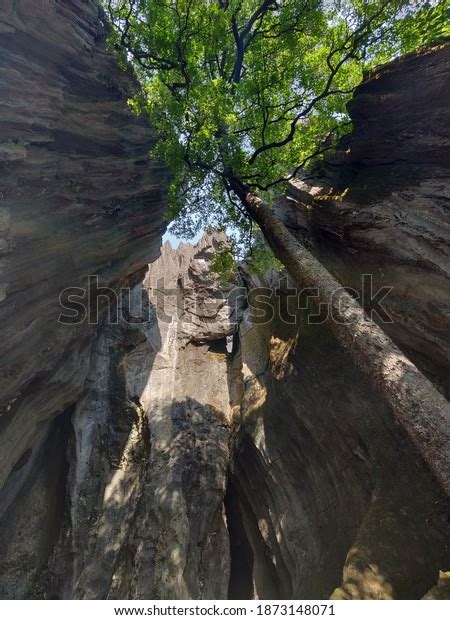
[230,179,450,495]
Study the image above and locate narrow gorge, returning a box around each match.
[0,0,449,601]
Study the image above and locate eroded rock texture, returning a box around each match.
[1,231,243,599]
[229,272,449,600]
[283,44,450,395]
[0,0,168,491]
[0,0,167,598]
[47,234,243,600]
[229,44,450,600]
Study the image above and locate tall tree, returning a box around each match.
[105,0,450,492]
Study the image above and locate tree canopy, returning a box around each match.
[105,0,448,248]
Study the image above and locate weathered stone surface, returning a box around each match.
[229,45,450,600]
[1,234,243,599]
[284,44,450,395]
[229,272,450,600]
[0,0,168,598]
[56,234,242,600]
[0,0,168,492]
[1,2,449,601]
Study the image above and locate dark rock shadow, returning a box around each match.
[230,290,450,599]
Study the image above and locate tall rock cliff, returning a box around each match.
[229,43,450,600]
[0,0,167,597]
[230,269,449,599]
[281,44,450,395]
[45,234,243,599]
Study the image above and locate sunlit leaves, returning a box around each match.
[103,0,448,242]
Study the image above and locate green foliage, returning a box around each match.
[104,0,448,245]
[393,2,449,54]
[210,241,238,285]
[245,235,283,277]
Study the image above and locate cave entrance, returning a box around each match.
[208,338,229,355]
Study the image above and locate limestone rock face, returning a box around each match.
[49,233,243,600]
[229,45,450,600]
[0,0,167,598]
[0,1,449,601]
[0,0,167,495]
[229,272,449,600]
[55,233,243,600]
[1,233,243,599]
[285,44,450,394]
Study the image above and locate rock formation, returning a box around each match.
[0,1,449,601]
[229,43,450,599]
[45,234,243,599]
[0,0,167,597]
[230,269,449,599]
[0,0,168,490]
[280,44,450,397]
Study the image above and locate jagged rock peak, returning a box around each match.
[144,232,245,345]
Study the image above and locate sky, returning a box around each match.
[161,229,203,248]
